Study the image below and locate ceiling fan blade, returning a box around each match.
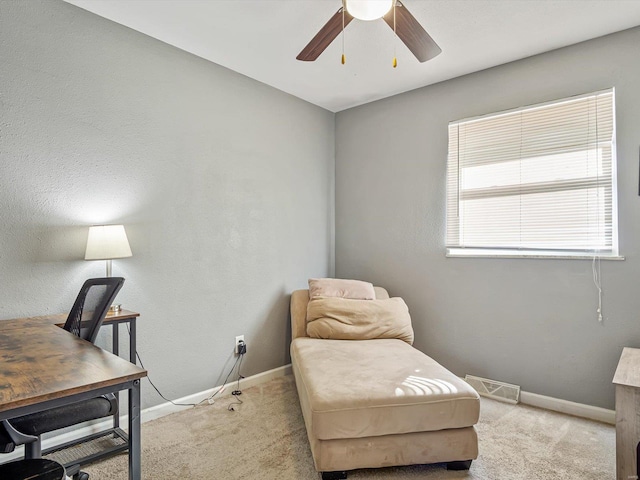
[383,1,441,63]
[297,7,354,61]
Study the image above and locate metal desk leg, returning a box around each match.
[112,323,120,357]
[129,379,141,480]
[113,323,120,431]
[130,319,137,365]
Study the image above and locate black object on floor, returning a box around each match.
[446,459,473,470]
[321,471,348,480]
[0,458,65,480]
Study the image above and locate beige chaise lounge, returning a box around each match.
[290,284,480,479]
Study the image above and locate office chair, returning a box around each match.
[0,277,125,480]
[0,458,66,480]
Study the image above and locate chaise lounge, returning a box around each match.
[290,279,480,479]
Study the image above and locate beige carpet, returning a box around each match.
[84,375,615,479]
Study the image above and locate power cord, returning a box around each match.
[228,353,245,411]
[199,354,242,406]
[134,348,198,407]
[125,324,242,408]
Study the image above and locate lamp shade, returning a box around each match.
[345,0,393,21]
[85,225,132,260]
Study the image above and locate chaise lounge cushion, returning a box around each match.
[291,336,480,441]
[306,297,414,344]
[308,278,376,300]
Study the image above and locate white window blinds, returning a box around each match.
[446,89,617,257]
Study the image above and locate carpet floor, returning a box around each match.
[84,375,615,479]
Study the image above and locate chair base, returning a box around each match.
[0,458,65,480]
[66,463,90,480]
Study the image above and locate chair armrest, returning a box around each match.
[291,290,310,340]
[1,419,37,449]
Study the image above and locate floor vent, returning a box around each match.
[464,375,520,404]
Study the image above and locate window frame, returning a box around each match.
[445,89,621,260]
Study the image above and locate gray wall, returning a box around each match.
[0,0,334,409]
[335,27,640,409]
[3,0,637,414]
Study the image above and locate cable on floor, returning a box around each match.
[227,353,245,411]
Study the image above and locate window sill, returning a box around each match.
[446,248,625,260]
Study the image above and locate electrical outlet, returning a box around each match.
[235,335,245,354]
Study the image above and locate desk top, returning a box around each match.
[0,322,146,414]
[613,347,640,388]
[48,308,139,327]
[0,309,139,329]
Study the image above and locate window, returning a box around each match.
[446,89,618,258]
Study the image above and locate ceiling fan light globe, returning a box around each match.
[346,0,393,21]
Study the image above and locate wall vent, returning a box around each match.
[464,375,520,404]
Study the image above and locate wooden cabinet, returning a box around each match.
[613,347,640,480]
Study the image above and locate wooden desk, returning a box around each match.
[0,322,147,480]
[2,309,142,469]
[613,347,640,480]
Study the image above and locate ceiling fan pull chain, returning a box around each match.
[392,0,397,68]
[341,6,346,64]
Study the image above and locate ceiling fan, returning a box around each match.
[296,0,441,64]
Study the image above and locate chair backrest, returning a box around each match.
[63,277,124,344]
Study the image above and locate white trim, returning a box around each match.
[520,390,615,425]
[2,364,293,463]
[447,248,625,261]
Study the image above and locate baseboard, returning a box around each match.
[458,374,616,425]
[520,390,615,425]
[1,363,293,463]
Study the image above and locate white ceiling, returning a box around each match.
[64,0,640,112]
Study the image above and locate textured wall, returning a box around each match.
[335,27,640,409]
[0,0,334,408]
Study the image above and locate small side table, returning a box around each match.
[613,347,640,480]
[99,310,140,433]
[103,309,141,365]
[39,309,140,364]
